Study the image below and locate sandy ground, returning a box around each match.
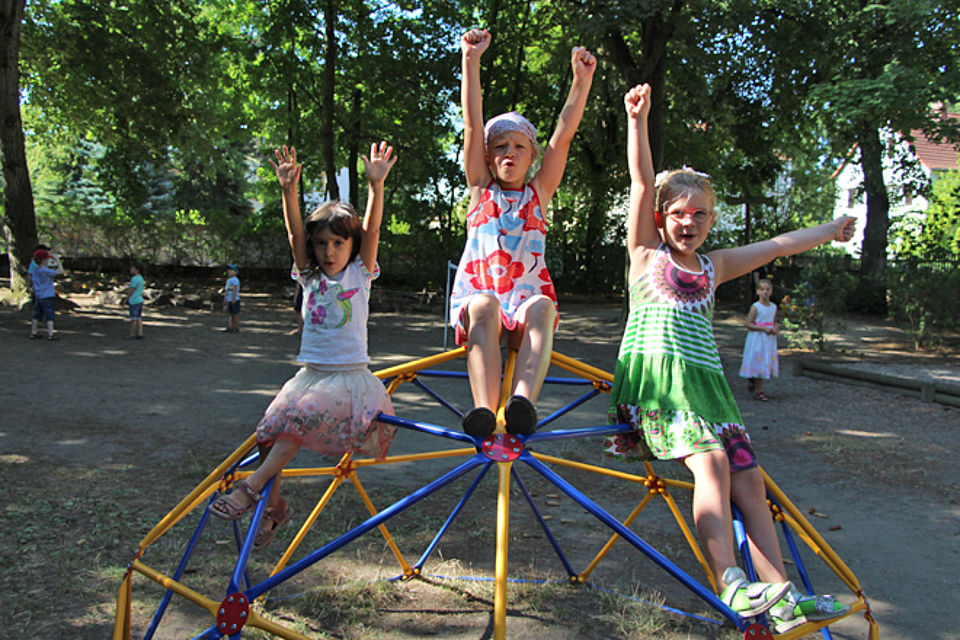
[2,284,958,639]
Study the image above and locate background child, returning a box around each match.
[209,143,398,552]
[223,264,241,333]
[29,248,63,340]
[121,261,145,340]
[739,278,778,401]
[606,84,852,633]
[449,28,595,438]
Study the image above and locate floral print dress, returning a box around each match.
[449,180,557,344]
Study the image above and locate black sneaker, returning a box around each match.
[504,395,537,435]
[462,407,496,438]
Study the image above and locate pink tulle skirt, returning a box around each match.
[256,365,395,460]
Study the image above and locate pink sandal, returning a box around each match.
[210,479,261,521]
[253,498,294,551]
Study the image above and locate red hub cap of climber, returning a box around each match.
[742,622,772,639]
[217,592,250,635]
[481,433,523,462]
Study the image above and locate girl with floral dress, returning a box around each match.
[210,143,397,551]
[450,28,595,438]
[605,84,852,633]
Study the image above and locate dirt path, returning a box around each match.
[1,286,958,639]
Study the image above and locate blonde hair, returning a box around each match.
[655,169,717,214]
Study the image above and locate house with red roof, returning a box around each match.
[833,112,960,257]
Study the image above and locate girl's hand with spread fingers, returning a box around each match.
[270,145,301,189]
[362,141,397,185]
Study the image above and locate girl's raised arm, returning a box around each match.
[461,29,492,197]
[624,84,658,270]
[532,46,596,206]
[710,217,857,286]
[270,146,308,271]
[359,141,397,273]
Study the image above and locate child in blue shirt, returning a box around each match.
[30,248,63,340]
[121,261,145,340]
[223,264,241,333]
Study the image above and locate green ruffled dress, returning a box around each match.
[606,245,757,471]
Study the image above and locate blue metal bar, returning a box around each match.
[245,455,487,600]
[413,462,493,571]
[511,468,576,578]
[525,423,633,445]
[778,515,836,640]
[537,389,601,429]
[145,497,218,640]
[731,504,758,582]
[376,413,477,446]
[407,370,468,380]
[521,453,751,630]
[226,478,275,595]
[188,626,220,639]
[410,377,465,419]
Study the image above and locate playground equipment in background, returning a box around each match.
[113,347,876,640]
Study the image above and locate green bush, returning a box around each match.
[779,259,857,351]
[886,264,960,350]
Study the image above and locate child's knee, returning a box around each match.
[466,294,501,326]
[519,295,556,329]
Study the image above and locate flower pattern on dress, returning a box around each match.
[463,249,525,294]
[449,181,558,337]
[469,200,500,229]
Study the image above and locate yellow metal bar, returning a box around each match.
[349,470,411,575]
[244,608,315,640]
[384,376,405,395]
[778,511,850,585]
[112,574,132,640]
[130,560,221,616]
[352,447,477,466]
[775,600,866,640]
[139,433,258,550]
[493,461,512,640]
[530,452,694,490]
[132,560,314,640]
[269,474,347,579]
[549,351,613,383]
[761,468,861,591]
[579,492,654,581]
[373,347,466,380]
[660,486,716,593]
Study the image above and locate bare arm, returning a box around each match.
[269,146,308,271]
[461,29,492,203]
[359,141,397,273]
[709,217,857,287]
[531,46,597,206]
[623,84,659,281]
[744,304,759,330]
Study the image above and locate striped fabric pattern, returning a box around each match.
[619,304,723,373]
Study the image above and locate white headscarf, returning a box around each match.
[484,112,537,148]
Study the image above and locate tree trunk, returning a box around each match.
[348,87,360,206]
[0,0,36,291]
[603,2,679,172]
[321,0,338,200]
[858,126,889,278]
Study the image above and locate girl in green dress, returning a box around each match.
[608,83,854,633]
